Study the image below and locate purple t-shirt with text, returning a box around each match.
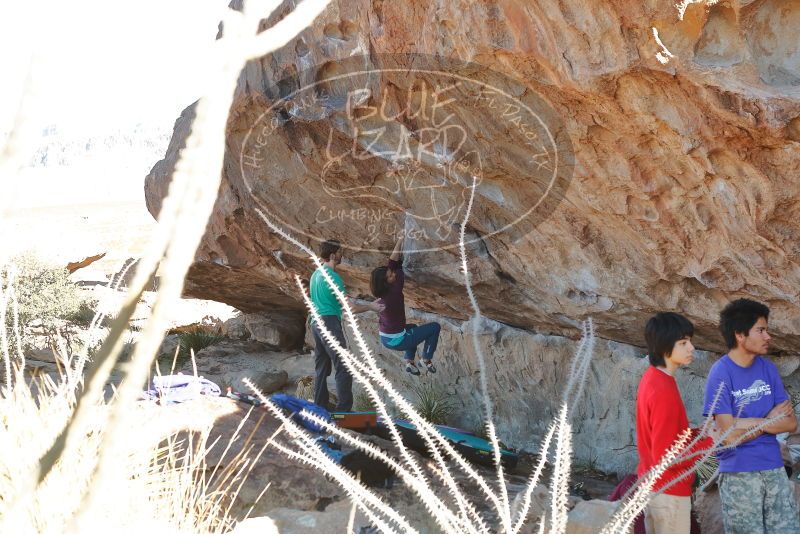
[378,259,406,334]
[703,355,789,472]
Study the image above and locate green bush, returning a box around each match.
[155,330,223,372]
[353,390,377,412]
[2,254,85,344]
[67,298,99,327]
[0,253,94,360]
[177,331,223,358]
[410,382,455,425]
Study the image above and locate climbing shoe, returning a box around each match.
[405,362,421,375]
[423,360,436,373]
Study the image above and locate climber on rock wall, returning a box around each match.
[370,235,442,376]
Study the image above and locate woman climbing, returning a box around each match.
[370,236,441,375]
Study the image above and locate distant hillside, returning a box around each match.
[9,122,172,209]
[4,122,166,273]
[30,123,171,169]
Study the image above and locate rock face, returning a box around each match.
[190,396,529,531]
[306,307,800,473]
[174,340,290,393]
[145,2,800,469]
[694,487,724,534]
[147,0,800,353]
[565,499,617,534]
[223,311,306,351]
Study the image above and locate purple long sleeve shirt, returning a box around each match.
[378,258,406,334]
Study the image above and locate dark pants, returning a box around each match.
[381,322,441,361]
[311,315,353,412]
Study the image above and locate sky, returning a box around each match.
[0,0,233,264]
[0,0,232,208]
[0,0,230,136]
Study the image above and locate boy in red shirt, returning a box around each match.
[636,312,706,533]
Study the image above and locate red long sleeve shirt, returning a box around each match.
[636,366,709,496]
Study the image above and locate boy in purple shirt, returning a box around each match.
[370,237,441,375]
[703,298,799,533]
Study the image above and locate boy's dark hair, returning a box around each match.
[319,239,341,261]
[719,298,770,350]
[645,312,694,366]
[370,266,390,298]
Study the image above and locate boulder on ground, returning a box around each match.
[229,516,278,534]
[222,314,249,340]
[263,502,370,534]
[156,334,180,361]
[694,486,724,534]
[256,369,289,395]
[565,499,617,534]
[176,340,290,393]
[223,311,306,351]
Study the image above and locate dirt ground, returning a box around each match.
[4,200,155,278]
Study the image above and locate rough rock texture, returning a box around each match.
[147,0,800,353]
[565,499,617,534]
[222,311,306,350]
[174,340,290,393]
[694,487,724,534]
[156,334,181,360]
[145,1,800,470]
[191,396,538,531]
[306,307,795,473]
[156,397,344,517]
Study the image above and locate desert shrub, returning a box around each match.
[0,2,347,531]
[154,330,225,372]
[353,390,377,412]
[1,254,94,358]
[177,330,223,359]
[2,253,83,331]
[66,297,99,327]
[410,382,455,425]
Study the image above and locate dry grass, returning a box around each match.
[0,0,331,531]
[0,366,255,534]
